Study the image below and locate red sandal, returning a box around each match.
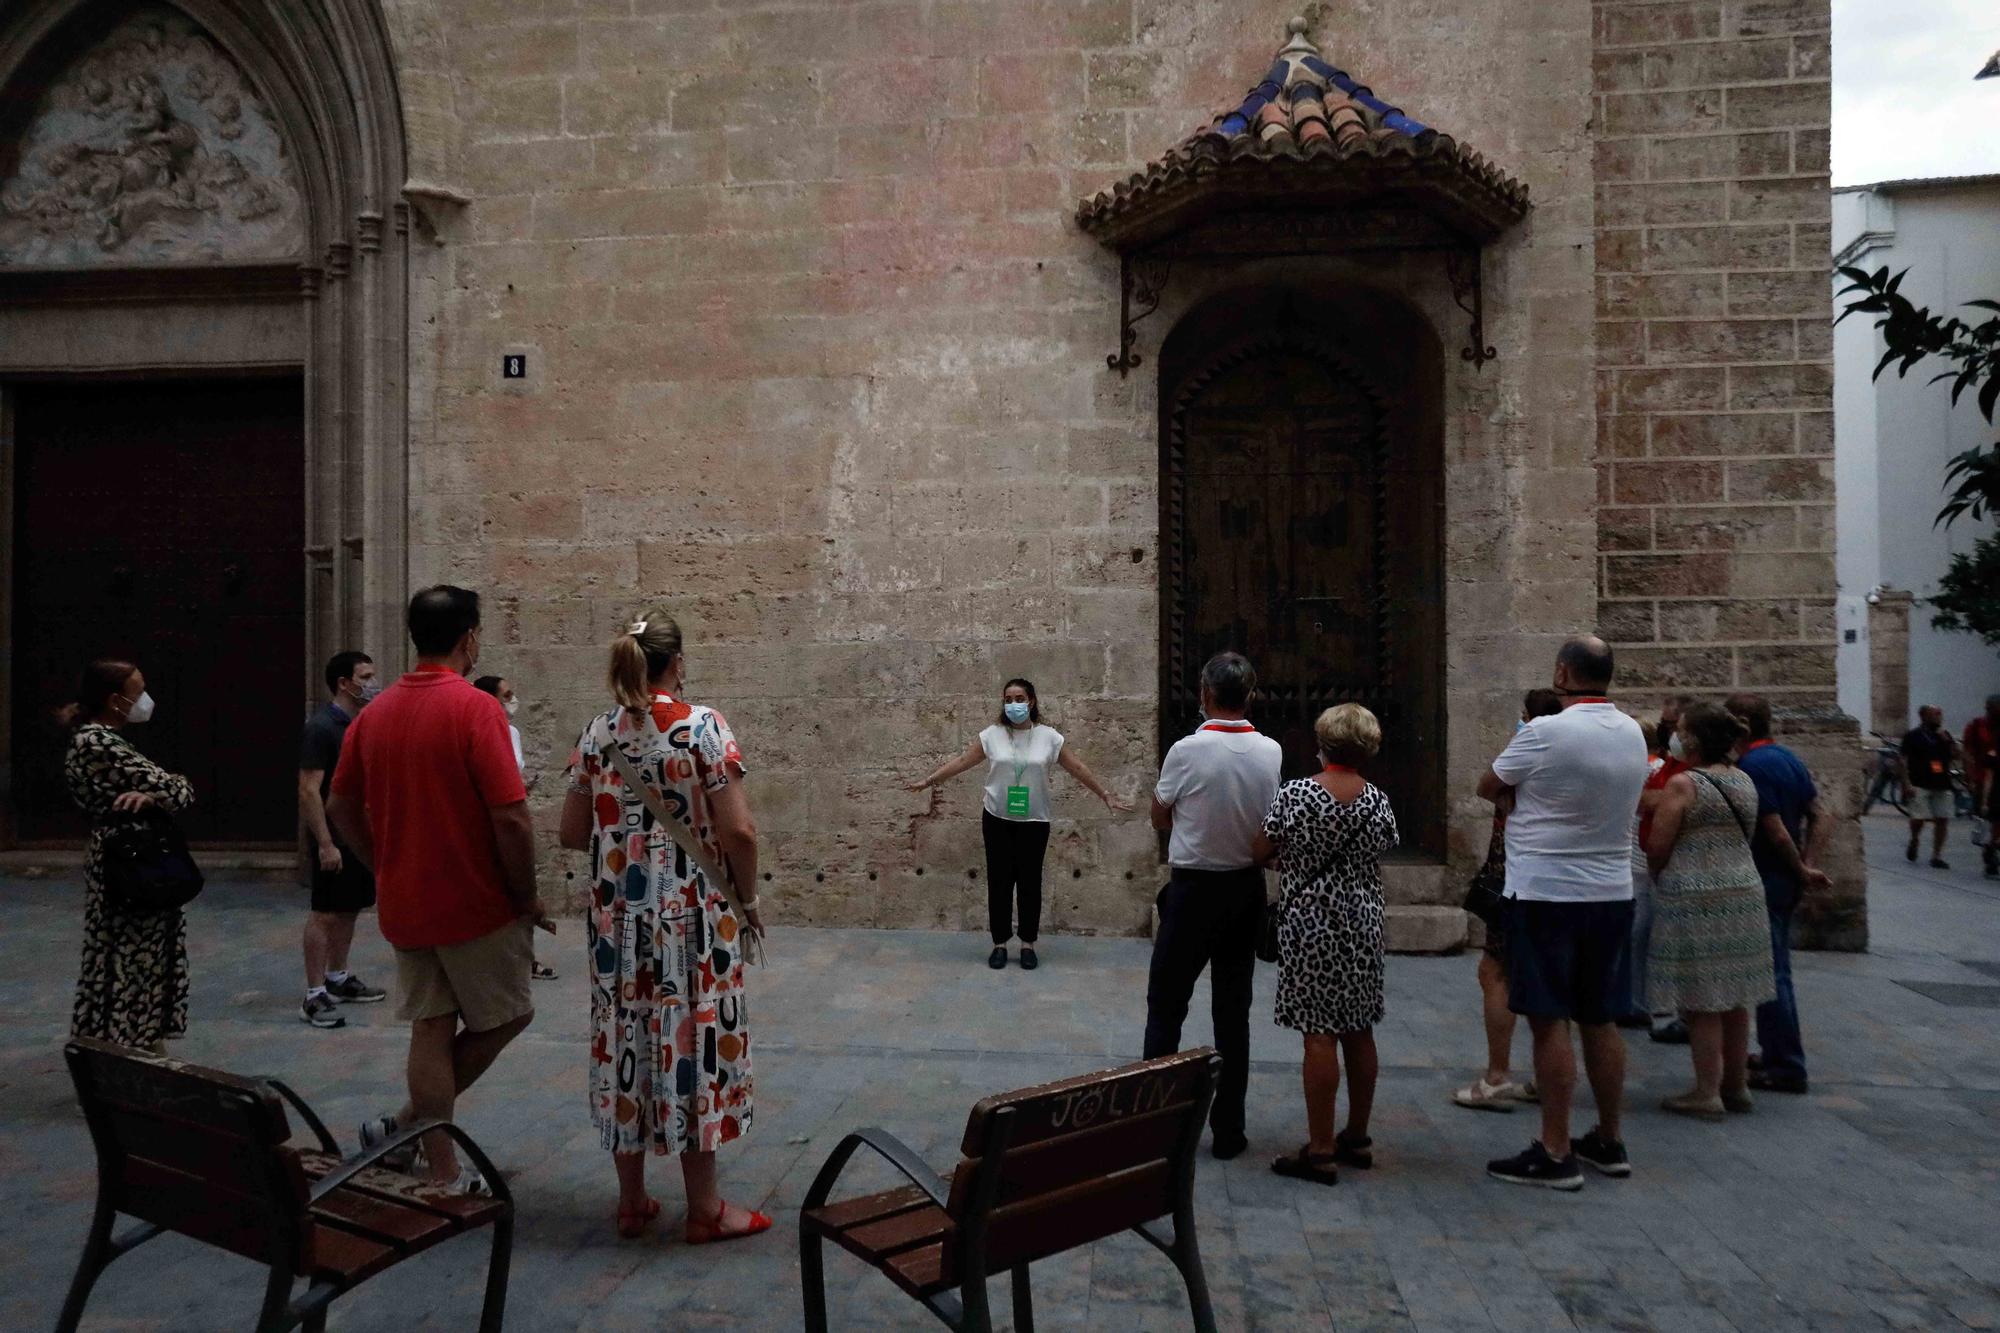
[684,1200,773,1245]
[615,1196,660,1239]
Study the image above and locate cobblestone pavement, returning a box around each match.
[2,816,1997,1331]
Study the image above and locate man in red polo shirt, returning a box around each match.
[329,585,548,1190]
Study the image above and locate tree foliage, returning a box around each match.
[1929,535,2000,647]
[1836,264,2000,528]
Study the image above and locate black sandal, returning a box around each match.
[1271,1146,1339,1186]
[1333,1130,1373,1169]
[531,961,558,981]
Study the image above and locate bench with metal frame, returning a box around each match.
[800,1048,1222,1332]
[57,1036,512,1332]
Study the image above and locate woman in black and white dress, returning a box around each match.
[909,678,1128,970]
[1253,703,1398,1186]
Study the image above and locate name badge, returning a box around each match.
[1006,785,1031,817]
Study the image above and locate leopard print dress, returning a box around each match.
[66,724,195,1048]
[1263,778,1399,1035]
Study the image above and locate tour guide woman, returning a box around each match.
[910,679,1129,969]
[560,611,770,1244]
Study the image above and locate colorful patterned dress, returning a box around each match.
[569,695,752,1156]
[65,723,196,1048]
[1647,766,1776,1013]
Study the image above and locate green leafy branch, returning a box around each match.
[1836,264,2000,527]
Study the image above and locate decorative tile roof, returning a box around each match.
[1077,18,1530,252]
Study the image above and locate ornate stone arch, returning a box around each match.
[0,0,422,714]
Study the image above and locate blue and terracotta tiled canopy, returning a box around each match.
[1077,18,1530,253]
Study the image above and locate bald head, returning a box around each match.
[1554,635,1614,693]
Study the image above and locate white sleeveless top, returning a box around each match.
[978,723,1064,823]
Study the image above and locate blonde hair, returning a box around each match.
[608,609,683,710]
[1315,703,1382,767]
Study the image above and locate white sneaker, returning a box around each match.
[1452,1077,1525,1112]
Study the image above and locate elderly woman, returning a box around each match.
[64,658,196,1052]
[909,678,1129,970]
[1645,703,1794,1119]
[1253,703,1399,1186]
[560,611,770,1243]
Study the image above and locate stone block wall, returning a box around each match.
[398,0,1585,940]
[1591,0,1862,947]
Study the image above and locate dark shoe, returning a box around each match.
[988,946,1007,969]
[531,960,558,981]
[1930,858,1950,870]
[300,992,346,1029]
[1487,1141,1583,1191]
[1210,1133,1248,1161]
[1748,1070,1808,1094]
[1333,1129,1373,1169]
[1019,945,1038,971]
[1650,1017,1690,1045]
[358,1113,417,1172]
[325,973,387,1004]
[1271,1146,1338,1185]
[1574,1128,1632,1177]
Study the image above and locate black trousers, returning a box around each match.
[1142,867,1263,1139]
[982,810,1050,945]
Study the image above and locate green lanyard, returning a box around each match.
[1005,727,1033,817]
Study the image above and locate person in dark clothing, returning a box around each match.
[1900,705,1958,869]
[1966,696,1999,879]
[1723,693,1831,1095]
[299,650,388,1028]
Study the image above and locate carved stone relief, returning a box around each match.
[0,5,304,265]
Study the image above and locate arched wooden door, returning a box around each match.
[1161,324,1444,856]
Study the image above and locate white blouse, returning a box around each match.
[978,723,1065,823]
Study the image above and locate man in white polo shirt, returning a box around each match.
[1476,635,1649,1191]
[1144,651,1283,1159]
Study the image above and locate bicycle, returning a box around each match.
[1861,735,1907,816]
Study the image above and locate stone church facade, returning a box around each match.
[0,0,1862,948]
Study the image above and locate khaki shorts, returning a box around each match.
[1912,788,1955,821]
[395,919,534,1032]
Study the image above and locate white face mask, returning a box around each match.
[122,691,155,725]
[505,697,520,718]
[1668,731,1686,760]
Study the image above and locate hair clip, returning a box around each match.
[627,620,648,635]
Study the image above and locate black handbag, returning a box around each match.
[101,813,204,913]
[1462,819,1508,928]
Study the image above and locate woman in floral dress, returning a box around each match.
[65,659,196,1051]
[560,611,770,1244]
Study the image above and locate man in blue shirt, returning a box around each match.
[1724,694,1832,1094]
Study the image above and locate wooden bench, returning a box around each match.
[57,1037,513,1333]
[800,1048,1222,1332]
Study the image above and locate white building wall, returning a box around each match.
[1832,179,2000,738]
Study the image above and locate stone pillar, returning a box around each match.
[1866,589,1913,737]
[1777,705,1867,951]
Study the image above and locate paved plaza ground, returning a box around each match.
[2,816,1998,1331]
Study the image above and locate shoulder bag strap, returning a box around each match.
[601,736,765,965]
[1691,769,1755,845]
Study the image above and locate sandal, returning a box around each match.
[1333,1130,1374,1170]
[531,961,558,981]
[616,1196,661,1239]
[1660,1090,1726,1121]
[1270,1146,1339,1187]
[685,1200,773,1245]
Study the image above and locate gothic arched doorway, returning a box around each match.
[1159,287,1445,856]
[0,0,412,847]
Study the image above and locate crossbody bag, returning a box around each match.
[1692,769,1756,844]
[601,739,766,966]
